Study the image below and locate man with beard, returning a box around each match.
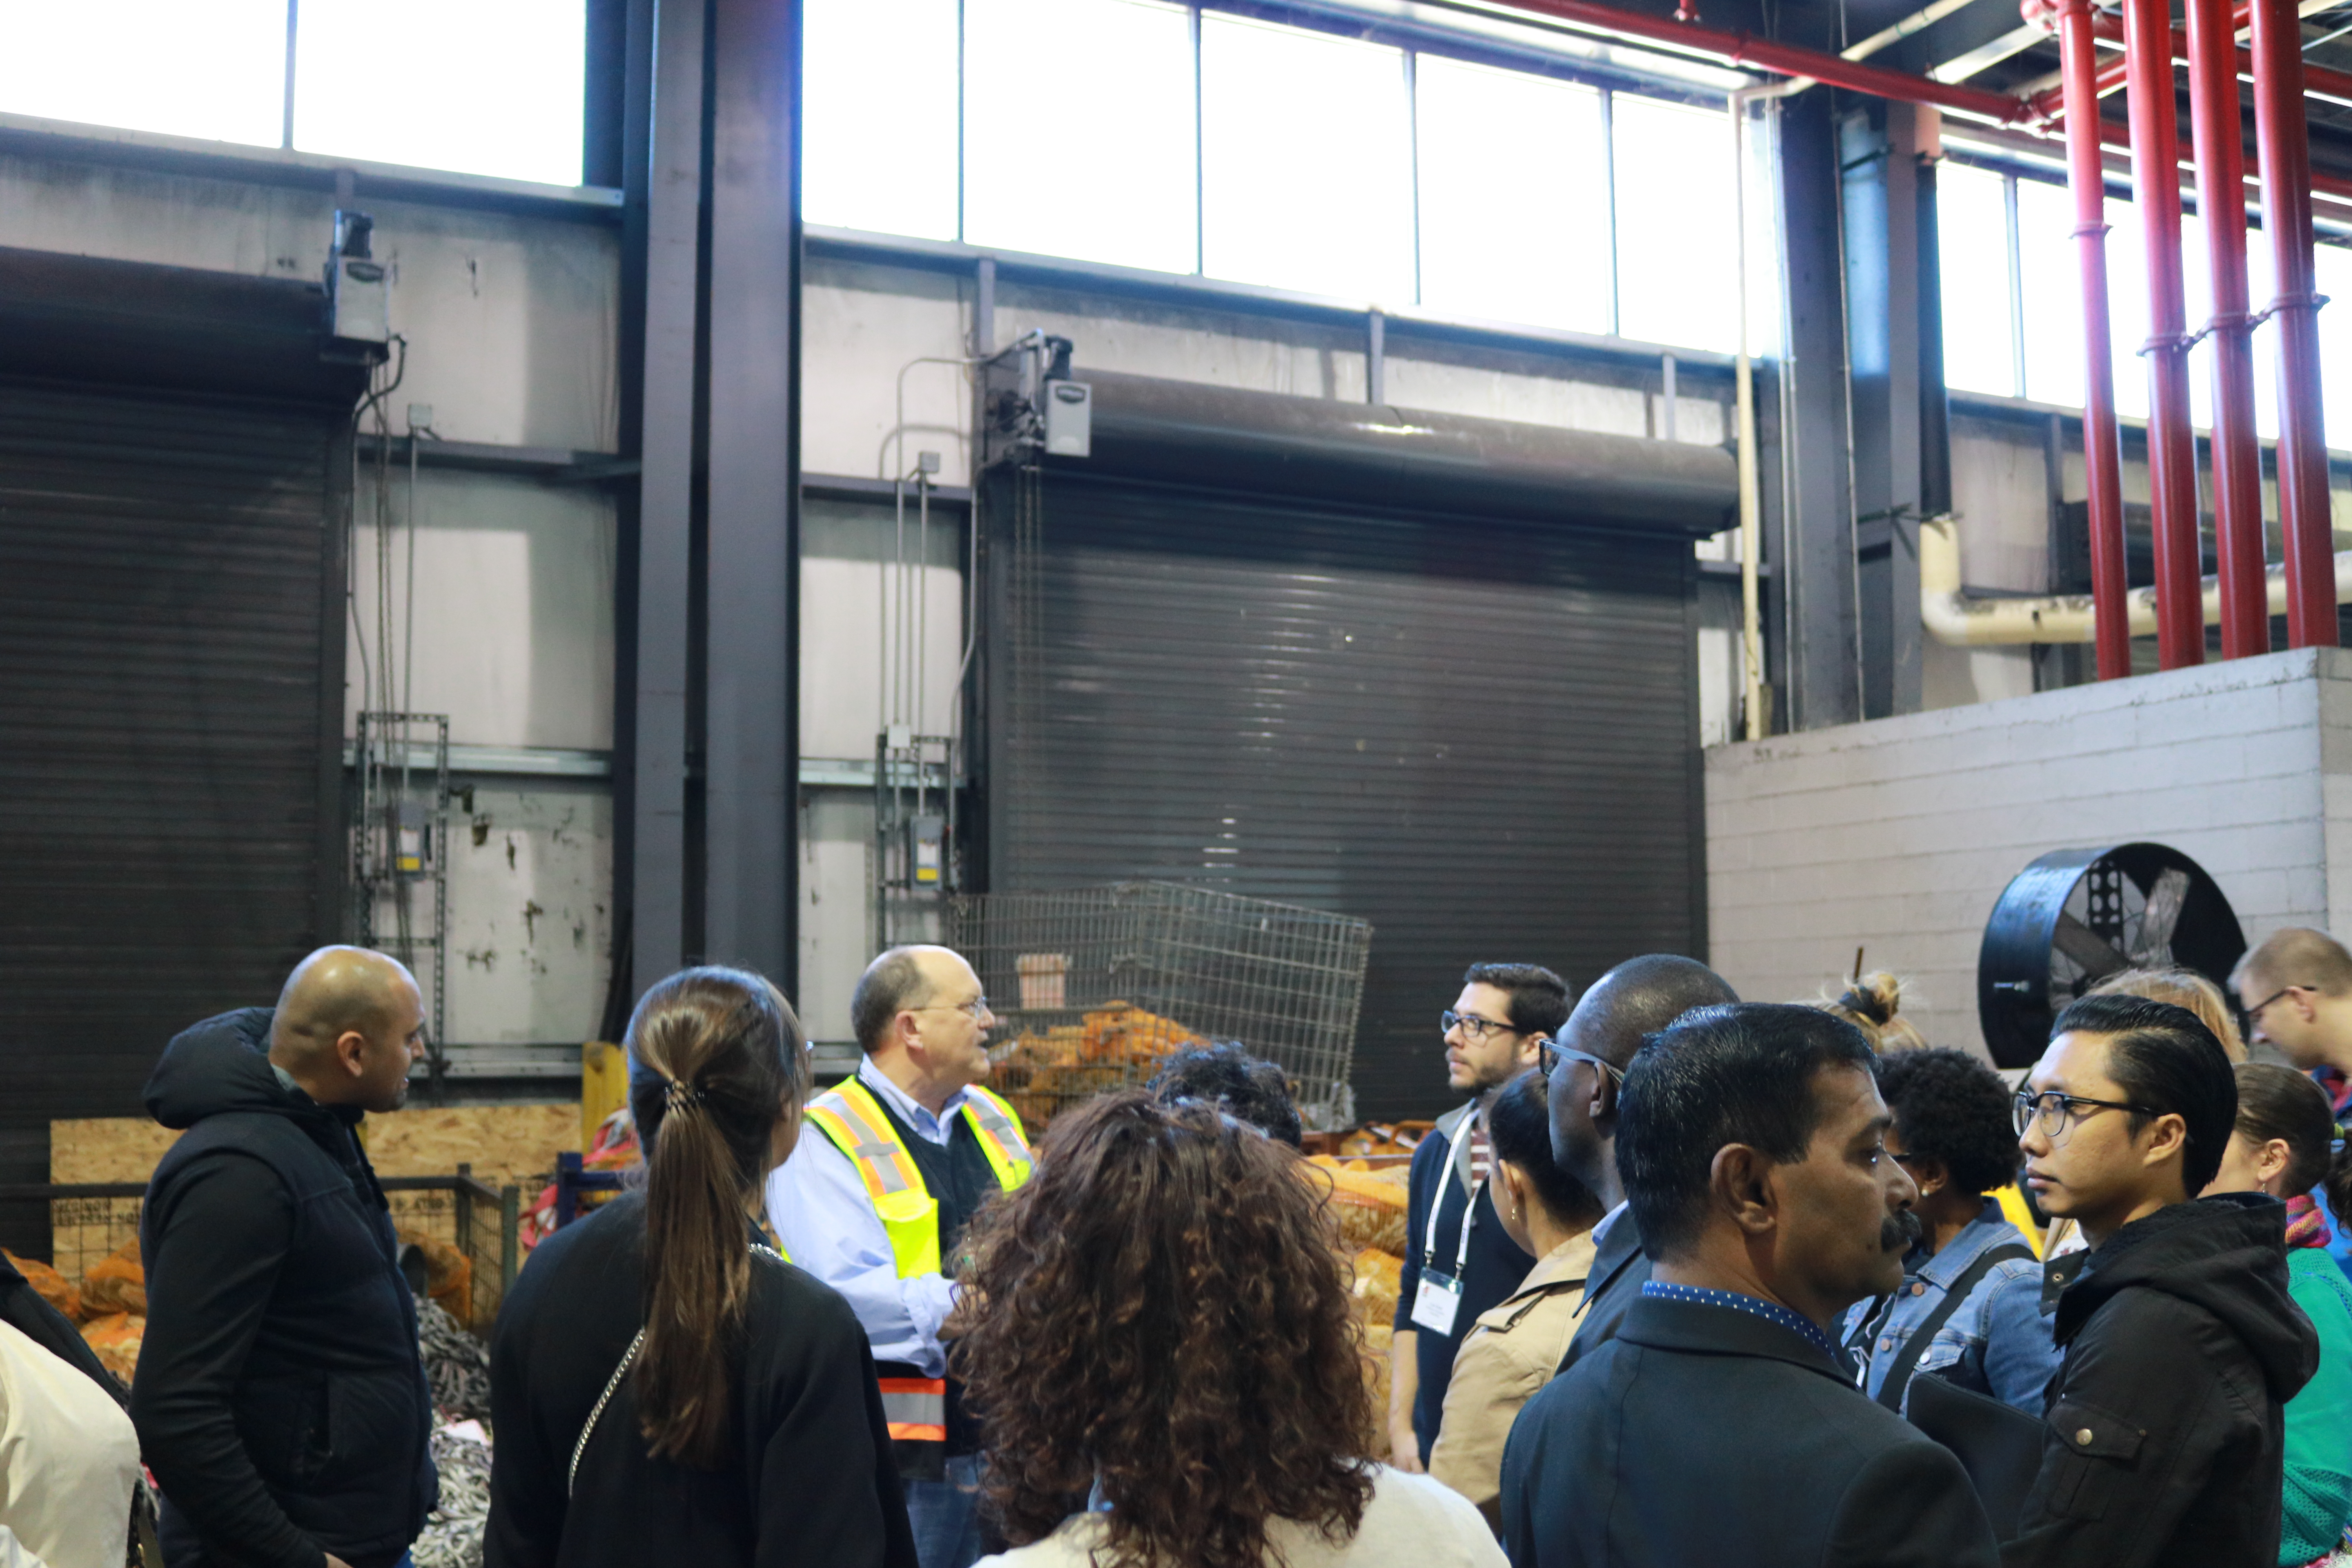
[1501,1004,1997,1568]
[132,947,437,1568]
[1388,964,1570,1470]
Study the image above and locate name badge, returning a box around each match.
[1410,1270,1464,1336]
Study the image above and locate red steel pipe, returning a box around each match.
[2054,0,2136,679]
[2034,13,2352,118]
[2251,0,2341,646]
[2188,0,2272,656]
[2124,0,2207,668]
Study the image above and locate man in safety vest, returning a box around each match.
[766,944,1031,1568]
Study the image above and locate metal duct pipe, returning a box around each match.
[1921,515,2352,642]
[2050,0,2135,680]
[2188,0,2273,658]
[2124,0,2208,668]
[1064,370,1739,534]
[2252,0,2343,648]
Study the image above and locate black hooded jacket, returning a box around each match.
[2004,1193,2321,1568]
[129,1009,436,1568]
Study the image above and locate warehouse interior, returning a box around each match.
[4,0,2350,1289]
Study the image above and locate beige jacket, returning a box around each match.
[1426,1232,1598,1530]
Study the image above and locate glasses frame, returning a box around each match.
[1538,1037,1626,1083]
[2011,1090,2160,1142]
[2242,986,2298,1027]
[1443,1009,1520,1042]
[918,996,993,1021]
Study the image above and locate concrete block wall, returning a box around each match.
[1706,647,2352,1060]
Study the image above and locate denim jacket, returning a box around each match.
[1840,1198,2061,1415]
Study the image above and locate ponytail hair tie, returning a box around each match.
[665,1078,704,1112]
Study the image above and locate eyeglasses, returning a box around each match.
[920,996,993,1021]
[2243,987,2297,1027]
[1443,1010,1519,1042]
[1539,1037,1626,1083]
[2012,1090,2159,1141]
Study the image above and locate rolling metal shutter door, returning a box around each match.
[0,379,345,1246]
[986,470,1702,1121]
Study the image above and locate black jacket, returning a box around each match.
[2005,1194,2320,1568]
[1554,1204,1651,1378]
[1502,1293,1999,1568]
[131,1009,436,1568]
[486,1191,919,1568]
[1395,1108,1536,1459]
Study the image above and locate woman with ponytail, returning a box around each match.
[2209,1062,2352,1567]
[486,967,918,1568]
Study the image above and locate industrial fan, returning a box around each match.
[1976,842,2247,1068]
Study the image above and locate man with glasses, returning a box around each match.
[2008,993,2318,1568]
[1389,963,1568,1471]
[766,944,1033,1568]
[2230,927,2352,1283]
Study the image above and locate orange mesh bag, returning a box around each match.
[80,1311,143,1385]
[398,1227,474,1325]
[81,1239,145,1318]
[4,1251,81,1322]
[1302,1158,1410,1257]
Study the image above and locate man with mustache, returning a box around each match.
[1500,1004,1996,1568]
[2007,994,2318,1568]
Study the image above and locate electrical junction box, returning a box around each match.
[1044,379,1091,458]
[326,210,390,353]
[908,814,946,886]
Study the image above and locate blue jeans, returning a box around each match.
[904,1454,985,1568]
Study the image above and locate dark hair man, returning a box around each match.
[1840,1048,2059,1414]
[133,946,435,1568]
[1389,963,1569,1472]
[1542,954,1739,1376]
[1501,1004,1997,1568]
[2008,994,2319,1568]
[1147,1041,1303,1146]
[766,944,1034,1568]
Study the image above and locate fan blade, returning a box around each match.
[2054,913,2132,981]
[2132,867,2191,965]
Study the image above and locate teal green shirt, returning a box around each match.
[2280,1247,2352,1565]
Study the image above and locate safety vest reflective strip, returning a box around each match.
[877,1376,947,1443]
[805,1079,1034,1281]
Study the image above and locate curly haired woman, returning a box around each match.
[954,1091,1503,1568]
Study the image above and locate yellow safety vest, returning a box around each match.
[804,1077,1034,1446]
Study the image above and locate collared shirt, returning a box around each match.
[1588,1200,1631,1254]
[1840,1197,2059,1414]
[764,1058,975,1377]
[1640,1280,1842,1361]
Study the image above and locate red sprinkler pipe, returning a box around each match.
[2123,0,2207,668]
[2039,12,2352,118]
[2188,0,2271,657]
[2251,0,2341,647]
[2053,0,2136,680]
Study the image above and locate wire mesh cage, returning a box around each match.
[946,881,1372,1132]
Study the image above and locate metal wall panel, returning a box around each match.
[0,379,344,1250]
[984,471,1701,1122]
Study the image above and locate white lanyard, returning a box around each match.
[1409,1126,1483,1337]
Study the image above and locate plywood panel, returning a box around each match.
[52,1102,579,1188]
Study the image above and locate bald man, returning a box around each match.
[131,947,436,1568]
[767,944,1034,1568]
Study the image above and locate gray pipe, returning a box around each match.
[1056,368,1739,536]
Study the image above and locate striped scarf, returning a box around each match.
[2287,1192,2333,1252]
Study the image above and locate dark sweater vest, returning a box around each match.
[867,1090,1003,1460]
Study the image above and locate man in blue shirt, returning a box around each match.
[1842,1047,2060,1414]
[1388,963,1568,1469]
[1501,1004,1998,1568]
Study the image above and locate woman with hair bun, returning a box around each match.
[1810,972,1927,1054]
[486,967,918,1568]
[956,1091,1504,1568]
[2209,1062,2352,1567]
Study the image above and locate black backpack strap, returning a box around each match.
[1875,1243,2036,1412]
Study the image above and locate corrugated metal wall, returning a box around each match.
[0,379,347,1251]
[983,470,1703,1121]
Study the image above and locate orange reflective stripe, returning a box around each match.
[887,1422,949,1442]
[877,1376,947,1442]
